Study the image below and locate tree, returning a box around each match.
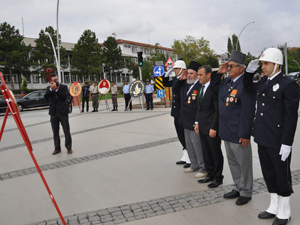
[172,35,217,67]
[0,22,31,89]
[31,26,68,79]
[227,34,241,53]
[102,36,124,81]
[21,76,30,93]
[71,29,102,79]
[124,57,139,79]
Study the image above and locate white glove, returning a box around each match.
[279,144,292,161]
[165,67,174,77]
[246,59,260,73]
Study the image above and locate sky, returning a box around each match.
[1,0,300,57]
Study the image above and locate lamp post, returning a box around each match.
[236,21,255,51]
[56,0,61,82]
[284,40,293,75]
[293,60,300,70]
[45,32,59,70]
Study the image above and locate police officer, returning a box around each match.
[244,48,300,225]
[163,59,190,167]
[144,79,154,110]
[210,51,256,205]
[81,82,90,112]
[123,79,132,111]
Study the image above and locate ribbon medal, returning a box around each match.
[230,89,238,97]
[226,97,229,106]
[188,96,191,104]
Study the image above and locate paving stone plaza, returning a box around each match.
[1,99,300,225]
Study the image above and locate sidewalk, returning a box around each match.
[0,107,300,225]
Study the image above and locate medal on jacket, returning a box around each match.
[188,96,191,104]
[230,89,238,97]
[226,97,229,106]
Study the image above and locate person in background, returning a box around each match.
[111,81,118,111]
[81,82,90,112]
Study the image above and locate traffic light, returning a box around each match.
[137,52,143,67]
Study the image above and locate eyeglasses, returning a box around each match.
[227,64,239,69]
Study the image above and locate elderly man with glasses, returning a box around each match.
[210,51,256,206]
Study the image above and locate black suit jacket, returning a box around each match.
[195,83,219,135]
[44,83,69,116]
[244,71,300,148]
[162,75,181,118]
[174,79,201,130]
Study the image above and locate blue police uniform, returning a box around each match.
[244,71,300,196]
[144,83,154,110]
[123,83,132,110]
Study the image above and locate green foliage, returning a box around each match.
[102,36,124,76]
[30,26,68,77]
[227,34,241,53]
[71,29,102,77]
[21,76,30,93]
[124,57,139,79]
[171,35,217,67]
[0,22,32,89]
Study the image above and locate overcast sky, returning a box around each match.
[1,0,300,57]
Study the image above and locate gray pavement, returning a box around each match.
[1,102,300,225]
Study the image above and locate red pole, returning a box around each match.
[0,73,66,225]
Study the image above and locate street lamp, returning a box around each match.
[293,60,300,70]
[45,32,59,71]
[236,21,255,51]
[56,0,61,82]
[284,40,293,75]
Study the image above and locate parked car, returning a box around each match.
[0,90,48,113]
[287,72,300,81]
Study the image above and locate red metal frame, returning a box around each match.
[0,72,66,225]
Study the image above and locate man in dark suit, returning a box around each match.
[194,65,224,188]
[44,74,73,155]
[163,59,190,167]
[210,51,256,206]
[244,48,300,225]
[174,61,207,179]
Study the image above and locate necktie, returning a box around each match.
[266,79,269,85]
[199,85,204,103]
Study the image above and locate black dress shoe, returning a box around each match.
[208,180,223,188]
[197,176,212,183]
[236,196,251,205]
[52,149,61,155]
[258,211,276,219]
[176,160,186,165]
[223,190,240,199]
[183,163,191,168]
[272,217,291,225]
[67,149,73,154]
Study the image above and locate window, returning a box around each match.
[78,75,82,82]
[132,46,137,53]
[41,76,47,83]
[64,72,70,83]
[26,75,31,83]
[71,75,76,82]
[13,75,19,83]
[33,74,39,83]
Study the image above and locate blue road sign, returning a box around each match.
[153,66,165,77]
[157,89,165,98]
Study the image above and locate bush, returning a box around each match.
[21,76,30,94]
